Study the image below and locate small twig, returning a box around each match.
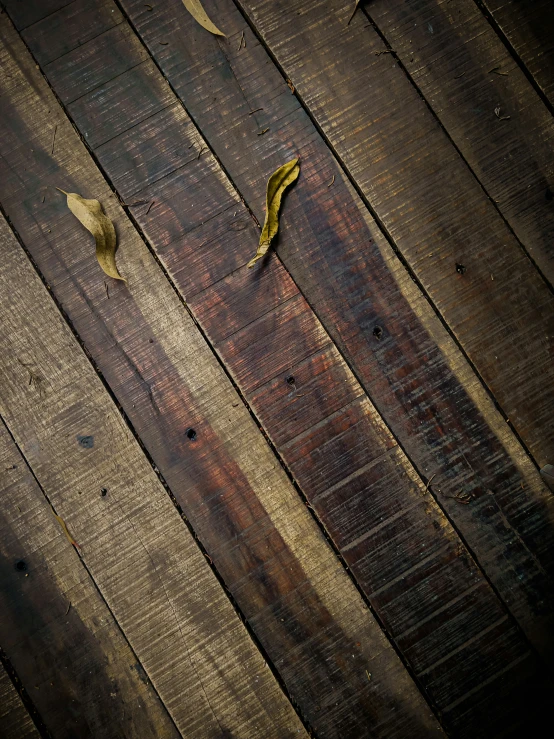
[347,2,359,26]
[374,49,394,56]
[366,670,372,681]
[489,66,509,76]
[144,3,153,9]
[123,199,149,206]
[105,282,110,300]
[237,30,245,51]
[257,128,269,136]
[454,71,465,79]
[249,108,264,115]
[159,41,169,46]
[65,601,71,615]
[286,78,295,93]
[494,104,511,121]
[197,146,206,159]
[328,174,335,188]
[423,473,436,494]
[146,200,155,214]
[444,490,473,505]
[204,553,213,564]
[51,125,57,155]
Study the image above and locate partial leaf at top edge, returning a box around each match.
[57,188,126,282]
[247,158,300,269]
[183,0,225,37]
[347,1,361,25]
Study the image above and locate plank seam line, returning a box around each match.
[472,0,554,118]
[312,446,400,505]
[15,0,76,32]
[368,542,453,598]
[0,413,181,739]
[358,4,554,299]
[42,18,125,68]
[112,0,554,692]
[229,0,551,481]
[442,650,531,713]
[0,20,316,734]
[340,496,425,552]
[0,198,313,738]
[12,7,443,727]
[416,614,510,677]
[0,647,50,738]
[63,58,149,107]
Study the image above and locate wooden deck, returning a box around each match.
[1,1,553,736]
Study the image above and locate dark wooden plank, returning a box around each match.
[363,0,554,288]
[0,14,442,738]
[0,664,38,739]
[7,2,554,736]
[479,0,554,108]
[0,211,307,738]
[101,0,554,667]
[0,420,181,739]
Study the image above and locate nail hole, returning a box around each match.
[100,488,108,497]
[546,187,553,202]
[285,375,295,386]
[455,263,466,275]
[372,326,383,340]
[15,560,27,572]
[149,338,154,343]
[186,428,197,441]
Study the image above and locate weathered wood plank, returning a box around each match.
[227,0,554,469]
[94,0,554,668]
[0,229,307,737]
[0,664,38,739]
[479,0,554,108]
[6,2,554,736]
[0,14,443,738]
[0,419,180,739]
[363,0,554,288]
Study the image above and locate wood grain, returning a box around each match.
[229,0,554,470]
[0,12,443,737]
[480,0,554,108]
[0,664,38,739]
[0,418,180,739]
[6,2,554,736]
[365,0,554,288]
[0,217,307,737]
[105,0,554,669]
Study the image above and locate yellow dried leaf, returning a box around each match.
[57,189,126,282]
[182,0,225,36]
[247,158,300,269]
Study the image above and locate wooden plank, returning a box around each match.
[222,0,554,469]
[0,232,307,738]
[363,0,554,288]
[479,0,554,108]
[0,664,38,739]
[83,0,554,669]
[0,419,180,739]
[5,3,554,736]
[0,15,443,739]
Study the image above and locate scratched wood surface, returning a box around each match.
[1,0,554,736]
[364,0,554,288]
[226,0,554,470]
[0,663,38,739]
[0,419,180,739]
[99,0,554,672]
[479,0,554,108]
[3,1,554,737]
[0,210,310,737]
[0,12,444,739]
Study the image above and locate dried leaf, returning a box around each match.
[182,0,225,36]
[57,189,126,282]
[247,158,300,269]
[347,1,361,25]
